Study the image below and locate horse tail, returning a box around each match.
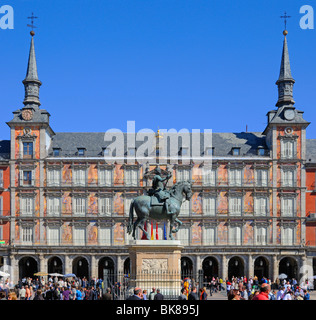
[127,200,134,234]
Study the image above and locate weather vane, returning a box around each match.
[280,11,291,31]
[27,12,38,35]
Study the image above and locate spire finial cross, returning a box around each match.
[27,12,38,31]
[280,11,291,31]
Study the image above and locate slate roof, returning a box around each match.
[306,139,316,164]
[47,131,268,158]
[0,140,10,161]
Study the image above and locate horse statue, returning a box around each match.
[127,180,192,240]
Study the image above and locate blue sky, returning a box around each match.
[1,0,315,139]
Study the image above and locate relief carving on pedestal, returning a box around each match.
[141,258,168,272]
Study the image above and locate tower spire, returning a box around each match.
[22,31,42,109]
[276,24,295,107]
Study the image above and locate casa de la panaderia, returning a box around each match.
[1,28,316,284]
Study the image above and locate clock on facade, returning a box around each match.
[21,109,33,121]
[284,108,295,121]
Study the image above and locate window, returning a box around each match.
[203,196,216,216]
[125,168,138,186]
[282,169,295,187]
[21,197,34,215]
[254,197,268,216]
[53,148,60,157]
[47,169,60,186]
[229,196,242,216]
[281,140,295,159]
[99,197,112,216]
[258,148,265,156]
[47,197,60,216]
[99,168,112,187]
[232,148,240,156]
[23,142,33,159]
[128,148,136,156]
[256,169,268,187]
[180,148,189,156]
[99,226,112,245]
[73,226,86,245]
[73,168,86,186]
[47,227,60,245]
[203,168,216,186]
[125,197,133,216]
[0,197,2,215]
[204,226,216,245]
[180,200,190,216]
[256,226,267,245]
[177,226,190,246]
[22,171,33,186]
[282,226,294,245]
[177,168,190,182]
[229,169,242,186]
[77,148,85,156]
[229,225,242,245]
[281,198,295,217]
[21,226,33,245]
[206,148,214,156]
[74,197,86,216]
[103,148,110,156]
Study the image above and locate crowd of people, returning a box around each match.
[0,274,313,300]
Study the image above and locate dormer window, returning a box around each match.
[257,147,265,156]
[206,147,214,156]
[128,148,136,156]
[180,147,189,156]
[103,147,110,156]
[78,148,85,156]
[53,148,61,157]
[232,147,240,156]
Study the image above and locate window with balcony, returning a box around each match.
[229,225,242,245]
[125,197,133,216]
[203,196,216,216]
[254,197,268,216]
[179,200,190,216]
[256,169,268,187]
[47,227,60,245]
[47,197,61,216]
[229,168,242,186]
[47,169,61,187]
[99,226,112,245]
[177,168,190,182]
[73,168,86,186]
[125,168,138,187]
[21,197,34,216]
[23,142,33,159]
[74,197,86,216]
[203,168,216,186]
[229,196,242,216]
[256,226,267,245]
[204,226,216,245]
[99,168,112,187]
[73,226,86,245]
[177,226,190,246]
[281,197,295,217]
[99,197,112,216]
[282,226,294,245]
[281,169,295,187]
[281,140,295,159]
[22,171,33,186]
[21,226,33,245]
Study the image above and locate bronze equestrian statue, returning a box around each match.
[127,167,192,240]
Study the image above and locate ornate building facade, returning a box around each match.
[1,30,316,284]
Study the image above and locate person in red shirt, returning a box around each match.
[252,283,270,300]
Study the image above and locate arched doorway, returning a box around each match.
[228,256,244,279]
[181,257,193,278]
[254,256,269,281]
[98,257,115,279]
[19,256,38,279]
[73,257,89,280]
[124,258,130,275]
[202,256,219,283]
[279,257,298,280]
[48,256,63,275]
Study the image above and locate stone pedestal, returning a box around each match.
[127,240,183,297]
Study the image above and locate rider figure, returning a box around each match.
[152,167,175,215]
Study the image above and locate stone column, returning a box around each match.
[248,255,253,279]
[222,255,227,280]
[39,254,47,273]
[10,255,19,284]
[273,255,279,282]
[64,255,72,275]
[90,255,98,279]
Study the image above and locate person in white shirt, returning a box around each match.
[277,287,285,300]
[283,290,292,300]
